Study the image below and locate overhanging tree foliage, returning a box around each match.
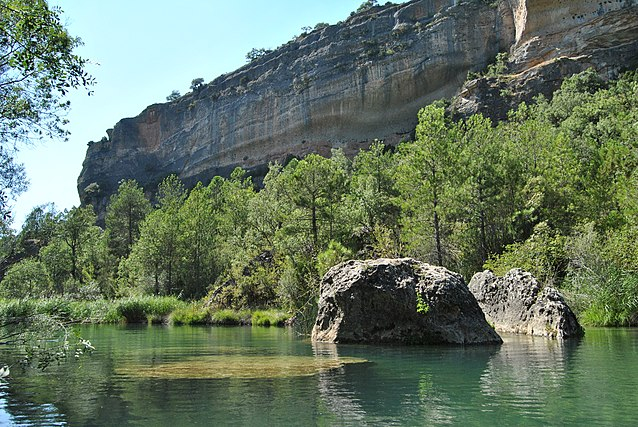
[0,0,94,219]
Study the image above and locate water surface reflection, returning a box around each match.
[0,326,637,426]
[479,334,581,421]
[314,341,500,425]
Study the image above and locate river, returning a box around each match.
[0,325,636,426]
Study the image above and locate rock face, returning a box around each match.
[454,0,638,119]
[469,269,584,339]
[78,0,638,218]
[312,258,502,345]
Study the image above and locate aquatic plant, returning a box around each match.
[117,355,368,380]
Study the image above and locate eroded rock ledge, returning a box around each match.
[78,0,638,219]
[469,269,584,339]
[79,0,515,217]
[312,258,502,345]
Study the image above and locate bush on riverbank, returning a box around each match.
[0,298,111,322]
[167,306,288,326]
[251,310,289,327]
[103,296,186,323]
[0,297,289,327]
[168,303,211,325]
[210,308,251,325]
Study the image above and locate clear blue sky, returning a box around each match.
[12,0,408,229]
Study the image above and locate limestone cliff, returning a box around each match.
[454,0,638,118]
[78,0,638,217]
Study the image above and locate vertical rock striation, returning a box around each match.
[78,0,516,217]
[78,0,638,218]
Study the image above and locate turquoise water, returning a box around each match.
[0,326,637,426]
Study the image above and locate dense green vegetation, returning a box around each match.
[0,0,97,367]
[1,69,637,327]
[0,296,286,326]
[0,0,94,219]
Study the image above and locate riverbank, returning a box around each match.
[0,296,290,327]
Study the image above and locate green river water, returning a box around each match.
[0,325,637,426]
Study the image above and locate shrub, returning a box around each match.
[0,298,112,323]
[210,309,249,325]
[0,259,53,298]
[111,298,147,323]
[169,303,211,325]
[564,224,638,326]
[568,267,638,326]
[36,297,73,318]
[211,255,278,309]
[105,296,185,324]
[68,300,111,322]
[166,90,181,102]
[317,241,352,277]
[484,222,567,287]
[356,0,378,14]
[0,299,37,319]
[251,310,289,327]
[190,78,204,91]
[245,48,271,62]
[416,293,430,315]
[485,52,509,78]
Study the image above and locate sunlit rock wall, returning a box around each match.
[78,0,638,219]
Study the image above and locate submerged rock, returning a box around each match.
[312,258,502,345]
[469,269,584,339]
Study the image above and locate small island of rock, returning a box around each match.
[312,258,502,345]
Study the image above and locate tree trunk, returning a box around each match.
[433,206,443,266]
[127,204,133,257]
[478,184,488,263]
[71,243,78,282]
[431,166,443,266]
[311,203,318,248]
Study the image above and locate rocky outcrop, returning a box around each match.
[453,1,638,119]
[78,0,638,218]
[79,0,515,217]
[312,258,502,345]
[469,269,584,339]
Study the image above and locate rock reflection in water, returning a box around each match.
[479,333,581,416]
[314,342,368,425]
[313,342,499,425]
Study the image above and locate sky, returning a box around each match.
[12,0,409,229]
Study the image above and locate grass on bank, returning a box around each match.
[0,296,290,327]
[168,304,288,326]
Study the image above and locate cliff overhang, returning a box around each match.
[78,0,638,219]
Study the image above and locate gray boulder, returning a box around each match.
[469,269,584,339]
[312,258,502,345]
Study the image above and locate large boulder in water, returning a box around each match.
[469,269,584,339]
[312,258,502,345]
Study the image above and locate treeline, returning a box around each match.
[1,69,637,326]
